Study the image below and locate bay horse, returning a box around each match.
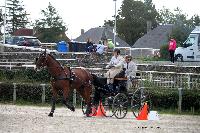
[35,50,93,117]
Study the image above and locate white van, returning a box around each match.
[175,26,200,61]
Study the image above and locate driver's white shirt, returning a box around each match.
[107,55,124,68]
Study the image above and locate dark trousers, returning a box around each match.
[169,50,175,63]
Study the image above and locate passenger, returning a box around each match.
[105,48,124,84]
[123,55,137,90]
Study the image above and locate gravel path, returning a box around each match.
[0,104,200,133]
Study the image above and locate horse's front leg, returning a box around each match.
[48,96,56,117]
[48,87,57,117]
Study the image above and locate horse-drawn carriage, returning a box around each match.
[35,51,150,118]
[82,73,151,119]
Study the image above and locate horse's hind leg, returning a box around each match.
[62,88,75,112]
[81,86,92,117]
[48,88,57,117]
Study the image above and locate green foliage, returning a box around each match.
[0,69,50,83]
[170,25,193,45]
[142,80,200,113]
[34,2,67,43]
[117,0,159,46]
[6,0,29,34]
[0,11,3,26]
[103,20,114,27]
[182,90,200,111]
[160,44,169,60]
[191,15,200,26]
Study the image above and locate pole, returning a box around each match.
[13,83,16,104]
[3,0,6,44]
[113,0,117,47]
[41,84,46,104]
[73,89,76,107]
[178,88,182,113]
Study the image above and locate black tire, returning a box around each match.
[175,54,183,62]
[131,88,151,118]
[112,93,128,119]
[100,96,115,117]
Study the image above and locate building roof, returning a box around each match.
[133,24,174,49]
[13,28,33,36]
[74,26,130,47]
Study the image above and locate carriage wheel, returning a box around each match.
[112,93,128,119]
[131,88,151,118]
[100,96,115,117]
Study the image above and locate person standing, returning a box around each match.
[168,38,177,63]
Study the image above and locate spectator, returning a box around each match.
[96,40,105,55]
[107,39,114,50]
[86,38,95,52]
[86,38,94,52]
[168,38,177,63]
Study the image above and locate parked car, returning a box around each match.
[6,36,41,47]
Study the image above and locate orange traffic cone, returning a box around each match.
[95,101,106,117]
[136,102,148,120]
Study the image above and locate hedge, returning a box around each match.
[0,69,50,83]
[0,82,200,113]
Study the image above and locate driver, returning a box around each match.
[105,48,124,84]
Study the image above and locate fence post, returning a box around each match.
[178,88,182,113]
[41,84,46,104]
[73,89,76,107]
[149,72,152,81]
[13,83,16,104]
[187,74,190,89]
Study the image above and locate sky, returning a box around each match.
[1,0,200,39]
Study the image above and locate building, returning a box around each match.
[74,26,130,47]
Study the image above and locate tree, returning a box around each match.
[158,7,194,45]
[191,15,200,26]
[34,2,67,43]
[6,0,29,34]
[103,20,114,27]
[0,10,3,35]
[117,0,159,46]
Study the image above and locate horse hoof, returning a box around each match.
[86,114,92,117]
[70,107,75,112]
[48,112,53,117]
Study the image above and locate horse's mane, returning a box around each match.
[48,54,62,66]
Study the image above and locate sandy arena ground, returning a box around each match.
[0,104,200,133]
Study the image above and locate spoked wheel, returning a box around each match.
[112,93,128,119]
[100,96,115,117]
[131,88,151,118]
[81,99,97,116]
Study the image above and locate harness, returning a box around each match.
[51,66,75,82]
[51,66,92,88]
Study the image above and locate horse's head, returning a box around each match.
[35,50,48,70]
